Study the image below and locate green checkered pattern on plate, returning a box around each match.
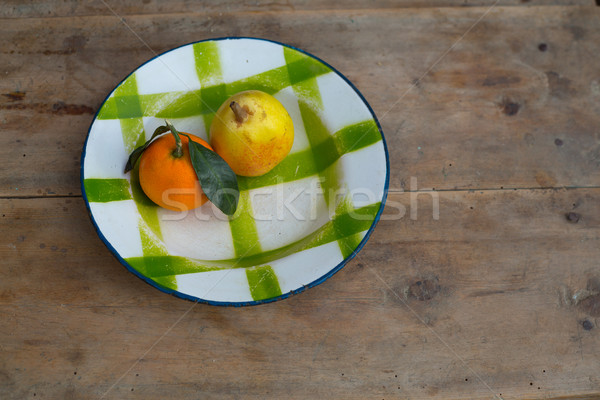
[83,41,383,301]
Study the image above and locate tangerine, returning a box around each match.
[138,133,212,211]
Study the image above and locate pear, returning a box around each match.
[210,90,294,177]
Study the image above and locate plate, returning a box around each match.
[81,37,389,305]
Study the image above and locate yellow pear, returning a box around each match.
[209,90,294,177]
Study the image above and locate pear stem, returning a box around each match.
[230,101,248,124]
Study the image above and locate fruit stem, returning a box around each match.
[230,101,248,124]
[172,135,183,158]
[165,120,184,158]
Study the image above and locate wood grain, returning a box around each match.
[1,189,599,399]
[2,3,600,399]
[0,0,595,19]
[1,6,600,197]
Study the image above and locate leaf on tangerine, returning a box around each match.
[187,139,239,216]
[124,125,169,172]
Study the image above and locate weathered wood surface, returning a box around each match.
[1,2,600,399]
[1,189,600,399]
[0,0,595,19]
[1,6,600,197]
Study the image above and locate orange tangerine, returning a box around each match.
[138,133,212,211]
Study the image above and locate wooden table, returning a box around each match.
[2,1,600,398]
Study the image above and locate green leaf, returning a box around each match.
[124,125,169,172]
[187,138,239,215]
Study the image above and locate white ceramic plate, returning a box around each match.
[81,37,389,305]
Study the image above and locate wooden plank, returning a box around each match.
[1,6,599,198]
[1,188,599,398]
[0,0,595,19]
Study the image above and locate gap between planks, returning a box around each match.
[387,185,600,193]
[2,186,600,200]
